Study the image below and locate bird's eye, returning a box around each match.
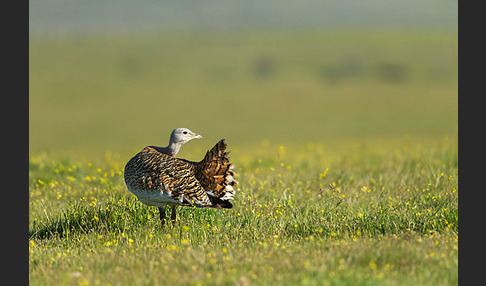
[183,131,188,134]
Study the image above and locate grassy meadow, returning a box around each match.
[29,28,458,285]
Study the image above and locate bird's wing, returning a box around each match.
[124,147,212,207]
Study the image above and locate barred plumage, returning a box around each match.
[123,128,238,227]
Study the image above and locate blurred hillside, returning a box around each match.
[30,0,457,36]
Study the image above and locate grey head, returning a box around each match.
[146,128,202,156]
[154,128,202,156]
[169,128,203,144]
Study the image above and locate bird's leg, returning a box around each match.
[170,206,177,225]
[158,207,167,227]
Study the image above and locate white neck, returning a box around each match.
[163,141,182,156]
[148,140,182,156]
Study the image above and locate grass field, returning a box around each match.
[29,137,457,285]
[29,28,457,285]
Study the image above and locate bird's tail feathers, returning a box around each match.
[197,139,238,204]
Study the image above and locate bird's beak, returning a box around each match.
[194,133,203,139]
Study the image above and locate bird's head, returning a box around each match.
[170,128,203,144]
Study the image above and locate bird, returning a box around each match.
[123,128,238,227]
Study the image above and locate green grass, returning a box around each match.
[29,136,457,285]
[29,28,457,285]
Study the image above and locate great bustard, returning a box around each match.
[123,128,238,227]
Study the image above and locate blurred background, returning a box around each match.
[29,0,458,161]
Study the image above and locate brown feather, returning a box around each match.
[124,139,237,209]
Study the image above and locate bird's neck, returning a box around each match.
[148,139,183,156]
[163,141,182,156]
